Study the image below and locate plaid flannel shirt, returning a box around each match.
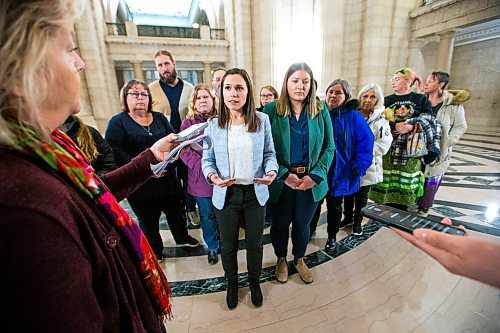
[392,113,441,165]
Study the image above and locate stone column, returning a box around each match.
[436,30,459,72]
[74,0,121,132]
[125,21,138,37]
[408,37,426,77]
[224,0,252,72]
[203,62,213,87]
[200,25,210,40]
[250,1,277,93]
[131,61,145,81]
[321,0,345,92]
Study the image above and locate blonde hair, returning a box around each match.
[277,62,321,118]
[0,0,84,144]
[394,68,423,91]
[69,115,98,161]
[186,83,217,120]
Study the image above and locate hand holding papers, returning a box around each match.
[151,123,212,177]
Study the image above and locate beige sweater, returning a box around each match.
[148,79,194,120]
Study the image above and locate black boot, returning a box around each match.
[226,280,238,310]
[249,278,263,307]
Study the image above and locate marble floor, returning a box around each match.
[122,129,500,332]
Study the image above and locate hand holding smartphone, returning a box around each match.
[361,203,467,236]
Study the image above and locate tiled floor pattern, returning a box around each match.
[120,130,500,332]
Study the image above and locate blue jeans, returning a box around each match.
[194,196,220,252]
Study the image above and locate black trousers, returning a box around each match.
[326,194,344,239]
[215,185,265,282]
[343,185,371,223]
[128,194,190,256]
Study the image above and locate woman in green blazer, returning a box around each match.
[263,62,334,284]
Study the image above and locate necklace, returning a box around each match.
[140,124,153,136]
[130,113,153,136]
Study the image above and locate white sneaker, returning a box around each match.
[187,211,200,225]
[407,204,419,212]
[417,207,429,217]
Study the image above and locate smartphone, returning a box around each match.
[361,203,467,236]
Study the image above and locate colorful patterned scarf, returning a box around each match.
[5,121,172,319]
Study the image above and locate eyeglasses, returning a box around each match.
[127,92,149,99]
[260,94,275,98]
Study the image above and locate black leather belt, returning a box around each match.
[289,166,308,174]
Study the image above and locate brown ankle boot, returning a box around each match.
[275,257,288,283]
[294,258,313,284]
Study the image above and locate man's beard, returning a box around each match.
[160,69,177,85]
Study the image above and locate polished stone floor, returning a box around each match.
[122,129,500,332]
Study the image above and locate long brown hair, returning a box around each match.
[277,62,321,118]
[217,68,260,133]
[71,115,97,161]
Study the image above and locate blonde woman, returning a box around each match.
[369,68,432,210]
[180,84,220,265]
[0,1,179,330]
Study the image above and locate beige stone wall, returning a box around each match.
[76,0,121,132]
[77,0,499,133]
[451,38,500,129]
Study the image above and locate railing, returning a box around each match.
[137,25,200,39]
[106,22,126,36]
[106,23,226,41]
[210,29,225,40]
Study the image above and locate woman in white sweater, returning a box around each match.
[416,72,468,216]
[342,83,392,235]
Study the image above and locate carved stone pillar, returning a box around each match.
[203,62,213,88]
[436,30,460,72]
[408,37,426,76]
[131,61,145,81]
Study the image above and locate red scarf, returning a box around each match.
[7,123,172,319]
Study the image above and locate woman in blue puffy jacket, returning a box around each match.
[324,79,374,252]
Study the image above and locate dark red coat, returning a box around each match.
[0,149,165,332]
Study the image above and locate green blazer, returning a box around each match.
[263,100,335,203]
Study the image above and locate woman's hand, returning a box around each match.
[284,173,302,189]
[254,171,277,185]
[150,133,179,161]
[296,175,315,191]
[395,122,413,135]
[393,217,500,289]
[210,174,236,188]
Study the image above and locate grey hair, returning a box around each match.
[326,79,352,102]
[357,83,384,110]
